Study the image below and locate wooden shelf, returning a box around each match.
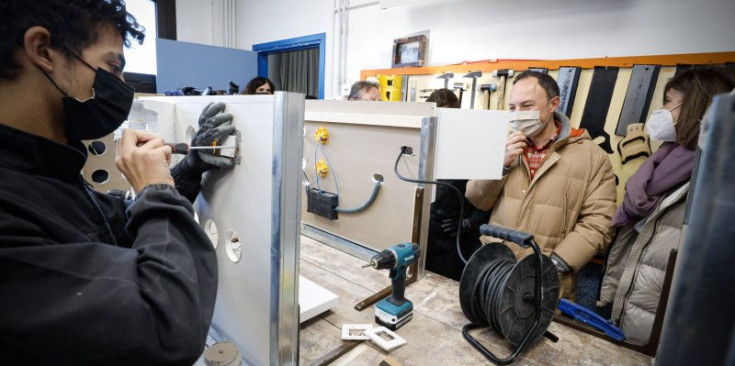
[360,51,735,79]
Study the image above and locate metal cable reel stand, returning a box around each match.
[459,225,560,365]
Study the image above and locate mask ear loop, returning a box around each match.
[668,103,682,126]
[72,53,97,73]
[69,54,99,102]
[668,103,682,111]
[37,66,70,98]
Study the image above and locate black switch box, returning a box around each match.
[306,188,339,220]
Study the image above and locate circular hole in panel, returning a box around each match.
[185,126,197,142]
[88,140,107,156]
[91,169,110,184]
[204,219,219,249]
[225,229,242,263]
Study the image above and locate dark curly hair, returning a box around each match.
[0,0,145,80]
[243,76,275,95]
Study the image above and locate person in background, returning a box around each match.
[598,67,735,345]
[348,80,381,101]
[465,71,617,300]
[0,1,235,364]
[243,76,275,95]
[424,88,490,280]
[426,88,460,108]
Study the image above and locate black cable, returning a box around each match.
[393,146,470,264]
[461,226,547,365]
[467,258,515,337]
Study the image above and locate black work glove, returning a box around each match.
[441,217,472,237]
[171,102,235,202]
[179,102,235,174]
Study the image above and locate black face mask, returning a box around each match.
[41,55,134,141]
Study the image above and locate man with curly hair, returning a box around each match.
[0,1,230,364]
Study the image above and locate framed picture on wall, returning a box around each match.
[392,35,427,68]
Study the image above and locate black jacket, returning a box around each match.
[0,123,217,365]
[425,179,491,281]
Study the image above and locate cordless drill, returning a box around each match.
[362,242,420,330]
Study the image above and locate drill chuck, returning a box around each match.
[368,249,397,270]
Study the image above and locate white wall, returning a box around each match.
[234,0,336,97]
[346,0,735,87]
[185,0,735,99]
[176,0,213,45]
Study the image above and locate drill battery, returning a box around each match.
[375,298,413,331]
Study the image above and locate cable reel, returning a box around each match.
[459,225,560,365]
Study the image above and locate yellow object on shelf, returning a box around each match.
[316,159,329,178]
[378,75,403,102]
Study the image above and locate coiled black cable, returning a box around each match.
[467,258,517,339]
[393,146,470,264]
[460,225,550,365]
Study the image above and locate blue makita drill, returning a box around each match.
[362,242,420,330]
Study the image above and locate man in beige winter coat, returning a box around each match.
[466,71,616,300]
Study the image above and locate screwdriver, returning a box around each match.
[164,142,236,155]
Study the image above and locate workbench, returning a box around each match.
[298,236,654,366]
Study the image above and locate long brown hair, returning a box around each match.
[665,68,735,149]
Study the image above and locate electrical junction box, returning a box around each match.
[307,188,339,220]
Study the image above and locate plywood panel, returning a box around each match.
[302,101,435,254]
[302,121,422,252]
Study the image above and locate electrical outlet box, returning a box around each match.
[306,188,339,220]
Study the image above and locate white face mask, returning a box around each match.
[509,110,547,137]
[645,104,681,141]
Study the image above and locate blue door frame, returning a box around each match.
[252,33,326,99]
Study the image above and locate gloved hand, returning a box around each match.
[170,102,235,202]
[179,102,236,176]
[441,217,472,237]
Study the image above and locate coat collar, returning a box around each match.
[0,123,87,182]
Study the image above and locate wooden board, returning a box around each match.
[360,52,735,79]
[298,236,654,366]
[302,101,434,253]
